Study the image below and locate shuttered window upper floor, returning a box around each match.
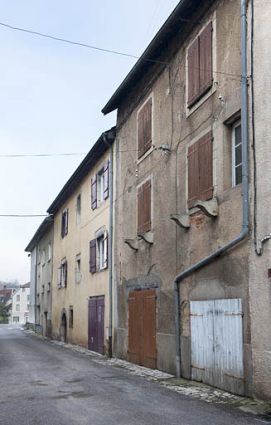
[187,131,213,209]
[138,97,153,160]
[187,21,213,108]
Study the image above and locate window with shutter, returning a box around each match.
[103,161,109,199]
[188,131,213,208]
[138,179,152,233]
[89,239,96,273]
[61,209,68,238]
[187,21,213,108]
[91,175,97,210]
[138,98,152,160]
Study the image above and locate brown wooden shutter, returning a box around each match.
[144,99,152,154]
[199,131,213,201]
[138,99,152,159]
[89,239,96,273]
[143,180,151,232]
[91,175,97,210]
[103,161,109,199]
[199,22,213,95]
[187,142,199,208]
[138,108,144,159]
[137,185,144,233]
[187,37,200,107]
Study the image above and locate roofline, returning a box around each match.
[102,0,199,115]
[25,216,53,252]
[46,127,116,215]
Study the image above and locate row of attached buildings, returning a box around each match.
[25,0,271,401]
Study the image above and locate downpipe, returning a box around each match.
[173,0,249,378]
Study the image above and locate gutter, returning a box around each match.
[102,129,115,357]
[173,0,249,378]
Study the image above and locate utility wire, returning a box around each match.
[0,214,49,217]
[0,21,166,65]
[0,149,140,158]
[0,21,240,78]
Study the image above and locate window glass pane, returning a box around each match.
[235,164,242,185]
[235,125,241,146]
[235,144,242,166]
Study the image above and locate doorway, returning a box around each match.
[60,312,67,342]
[88,297,105,354]
[128,289,156,369]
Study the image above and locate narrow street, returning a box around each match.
[0,325,261,425]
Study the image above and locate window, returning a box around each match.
[16,304,20,311]
[69,306,73,328]
[187,21,213,108]
[89,230,108,273]
[137,180,152,233]
[232,122,242,186]
[16,295,20,302]
[91,162,109,210]
[187,131,213,209]
[48,242,52,262]
[75,254,82,283]
[42,285,45,294]
[42,249,45,266]
[27,295,30,301]
[47,283,50,293]
[76,194,81,226]
[13,316,19,323]
[138,97,152,159]
[58,259,68,289]
[61,208,68,238]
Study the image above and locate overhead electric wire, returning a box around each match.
[0,214,49,217]
[0,21,240,78]
[0,149,140,158]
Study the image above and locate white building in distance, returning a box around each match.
[11,283,30,324]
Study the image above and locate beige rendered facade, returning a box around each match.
[102,0,271,401]
[49,129,115,355]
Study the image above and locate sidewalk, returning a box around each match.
[25,329,271,422]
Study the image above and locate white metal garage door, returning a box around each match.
[190,299,244,395]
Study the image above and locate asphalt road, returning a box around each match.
[0,325,259,425]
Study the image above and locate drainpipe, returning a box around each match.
[103,130,115,358]
[174,0,249,378]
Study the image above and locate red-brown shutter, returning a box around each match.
[137,185,144,233]
[89,239,96,273]
[138,108,144,159]
[143,180,151,232]
[138,99,152,159]
[144,99,152,154]
[187,142,199,208]
[199,22,213,95]
[199,131,213,201]
[103,161,109,199]
[91,175,97,210]
[187,37,200,107]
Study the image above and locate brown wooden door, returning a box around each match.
[88,297,105,355]
[128,289,156,369]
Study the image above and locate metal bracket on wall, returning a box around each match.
[170,213,190,228]
[137,232,153,244]
[123,239,138,251]
[193,198,218,218]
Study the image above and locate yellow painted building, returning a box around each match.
[48,128,115,355]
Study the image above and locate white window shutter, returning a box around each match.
[58,265,62,289]
[104,230,108,269]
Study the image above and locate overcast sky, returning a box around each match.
[0,0,180,284]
